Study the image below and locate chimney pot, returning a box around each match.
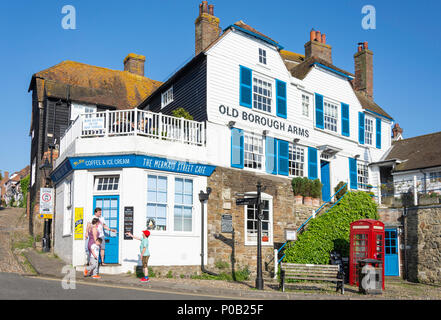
[354,41,373,99]
[363,41,368,50]
[208,4,214,15]
[315,30,321,42]
[202,1,208,13]
[195,1,221,55]
[199,3,202,15]
[310,29,316,42]
[358,44,363,52]
[321,33,326,44]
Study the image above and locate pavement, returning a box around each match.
[22,248,359,300]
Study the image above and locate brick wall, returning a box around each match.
[206,166,317,275]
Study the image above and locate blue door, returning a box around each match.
[385,229,399,276]
[320,160,331,202]
[94,195,119,264]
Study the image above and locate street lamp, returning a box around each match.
[199,187,217,276]
[255,181,264,290]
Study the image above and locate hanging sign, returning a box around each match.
[82,117,104,131]
[236,197,258,206]
[74,208,84,240]
[39,188,54,219]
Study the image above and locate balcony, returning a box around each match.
[59,109,207,162]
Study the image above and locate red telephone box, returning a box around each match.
[349,219,385,289]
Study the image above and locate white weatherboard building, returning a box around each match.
[50,2,395,274]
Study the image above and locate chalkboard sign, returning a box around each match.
[221,214,233,233]
[124,206,134,239]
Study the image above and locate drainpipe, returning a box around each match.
[199,187,217,276]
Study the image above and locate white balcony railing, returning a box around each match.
[60,109,206,155]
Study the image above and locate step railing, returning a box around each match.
[275,183,348,269]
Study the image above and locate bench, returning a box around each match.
[280,263,344,294]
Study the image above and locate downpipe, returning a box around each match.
[199,188,218,276]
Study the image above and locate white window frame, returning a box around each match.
[357,162,369,190]
[252,74,273,114]
[289,144,305,177]
[93,175,120,193]
[63,179,73,236]
[70,103,97,121]
[173,177,194,233]
[244,131,264,171]
[365,116,374,146]
[323,100,339,133]
[244,193,273,246]
[146,174,168,231]
[258,48,267,65]
[301,93,311,118]
[161,86,174,108]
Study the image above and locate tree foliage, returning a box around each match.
[284,191,379,264]
[171,108,194,120]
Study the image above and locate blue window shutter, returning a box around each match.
[376,118,382,149]
[341,103,350,137]
[265,137,277,174]
[277,139,289,176]
[308,147,318,180]
[358,112,365,144]
[349,158,358,190]
[239,66,252,108]
[231,128,244,169]
[276,79,287,119]
[315,93,324,129]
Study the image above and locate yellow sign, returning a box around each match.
[74,208,84,240]
[39,214,53,219]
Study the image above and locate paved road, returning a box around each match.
[0,272,233,300]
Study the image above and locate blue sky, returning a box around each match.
[0,0,440,175]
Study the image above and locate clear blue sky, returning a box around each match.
[0,0,440,175]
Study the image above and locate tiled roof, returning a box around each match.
[353,91,393,120]
[232,20,279,46]
[29,60,162,109]
[383,131,441,172]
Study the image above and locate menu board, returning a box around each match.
[124,206,134,240]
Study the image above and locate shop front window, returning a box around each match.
[174,178,193,232]
[146,175,167,231]
[245,196,272,244]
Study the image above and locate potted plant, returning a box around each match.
[311,179,322,207]
[292,177,304,205]
[262,235,269,242]
[302,177,313,206]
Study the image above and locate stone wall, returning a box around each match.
[206,166,317,276]
[406,205,441,285]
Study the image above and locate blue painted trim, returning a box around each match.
[364,108,394,121]
[312,62,354,80]
[315,93,324,129]
[224,24,284,50]
[277,139,289,176]
[376,117,382,149]
[239,65,252,108]
[265,136,277,174]
[308,147,318,180]
[341,103,350,137]
[231,128,244,169]
[51,154,217,184]
[275,79,287,119]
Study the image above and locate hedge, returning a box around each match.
[284,191,379,264]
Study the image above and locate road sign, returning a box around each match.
[39,188,54,218]
[236,197,258,206]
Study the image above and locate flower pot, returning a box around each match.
[294,195,303,205]
[312,198,320,207]
[303,196,312,206]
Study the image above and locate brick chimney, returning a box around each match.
[304,29,332,64]
[124,53,146,76]
[354,42,373,99]
[195,1,221,56]
[392,123,403,141]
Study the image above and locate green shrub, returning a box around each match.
[172,108,194,120]
[334,181,347,201]
[302,177,311,197]
[311,179,322,198]
[284,191,378,264]
[291,177,304,196]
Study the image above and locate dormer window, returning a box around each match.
[161,86,174,108]
[259,48,267,65]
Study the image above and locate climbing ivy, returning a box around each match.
[284,191,379,264]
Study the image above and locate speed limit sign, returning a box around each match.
[40,188,54,219]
